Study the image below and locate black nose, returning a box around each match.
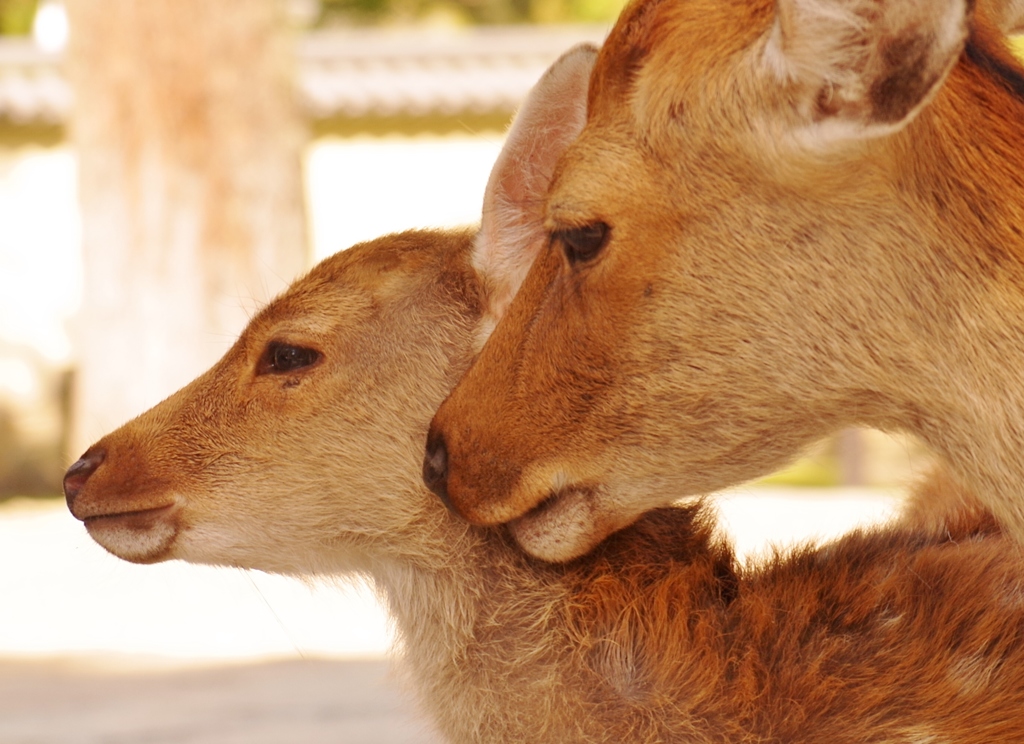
[63,448,106,510]
[423,431,452,510]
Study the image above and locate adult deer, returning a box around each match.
[62,43,1024,743]
[424,0,1024,561]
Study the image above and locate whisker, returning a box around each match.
[244,569,306,660]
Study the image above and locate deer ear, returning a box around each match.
[979,0,1024,33]
[763,0,971,145]
[473,43,597,324]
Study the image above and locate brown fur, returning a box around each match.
[427,0,1024,561]
[62,226,1024,743]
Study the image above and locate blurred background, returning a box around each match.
[0,1,1020,741]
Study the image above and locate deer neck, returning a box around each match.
[887,285,1024,541]
[369,519,574,743]
[866,48,1024,534]
[362,504,739,742]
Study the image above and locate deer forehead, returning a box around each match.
[247,273,375,345]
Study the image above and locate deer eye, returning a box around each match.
[554,222,610,265]
[258,342,320,375]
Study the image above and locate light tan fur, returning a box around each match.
[426,0,1024,562]
[63,45,1024,743]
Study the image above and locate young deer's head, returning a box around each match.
[63,46,596,573]
[426,0,1024,561]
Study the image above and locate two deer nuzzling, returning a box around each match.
[426,0,1024,562]
[64,43,1024,742]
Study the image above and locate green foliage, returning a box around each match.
[0,0,35,35]
[0,0,36,35]
[566,0,623,22]
[1012,34,1024,61]
[756,456,840,488]
[319,0,626,25]
[0,407,63,499]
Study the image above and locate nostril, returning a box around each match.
[63,448,107,508]
[422,432,452,511]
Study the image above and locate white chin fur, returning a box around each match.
[507,487,611,563]
[86,517,178,564]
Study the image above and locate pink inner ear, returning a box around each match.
[473,44,597,321]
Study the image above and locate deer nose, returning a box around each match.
[422,432,453,511]
[63,448,106,510]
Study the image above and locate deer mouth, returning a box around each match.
[81,503,182,564]
[506,485,617,563]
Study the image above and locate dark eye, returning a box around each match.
[554,222,610,265]
[258,342,320,375]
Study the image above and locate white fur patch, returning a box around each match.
[87,513,178,563]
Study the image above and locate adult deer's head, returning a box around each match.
[426,0,1024,560]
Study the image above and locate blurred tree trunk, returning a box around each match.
[65,0,309,456]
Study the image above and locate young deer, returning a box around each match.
[63,43,1024,744]
[424,0,1024,562]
